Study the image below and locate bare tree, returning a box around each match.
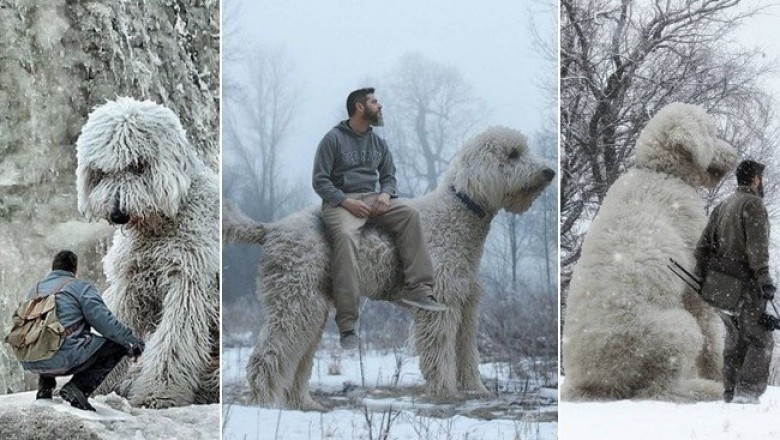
[382,53,487,196]
[560,0,776,292]
[222,45,308,309]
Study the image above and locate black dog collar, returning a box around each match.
[449,185,487,219]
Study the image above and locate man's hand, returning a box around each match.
[762,283,776,300]
[127,341,145,360]
[340,198,372,218]
[371,193,391,216]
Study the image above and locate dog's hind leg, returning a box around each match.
[247,276,323,408]
[287,296,329,411]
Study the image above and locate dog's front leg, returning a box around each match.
[128,268,218,408]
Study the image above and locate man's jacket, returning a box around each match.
[21,270,142,375]
[695,186,772,312]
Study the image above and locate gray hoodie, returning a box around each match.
[312,120,397,205]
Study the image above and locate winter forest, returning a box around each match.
[221,0,558,438]
[222,4,557,370]
[561,0,780,378]
[560,1,780,438]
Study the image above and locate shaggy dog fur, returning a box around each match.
[562,102,736,401]
[225,126,555,410]
[76,98,219,408]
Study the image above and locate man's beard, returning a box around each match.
[367,109,384,127]
[758,181,764,198]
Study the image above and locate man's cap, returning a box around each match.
[736,159,765,185]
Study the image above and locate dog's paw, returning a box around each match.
[299,397,326,412]
[461,383,490,397]
[131,391,179,409]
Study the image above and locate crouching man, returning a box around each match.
[18,250,144,411]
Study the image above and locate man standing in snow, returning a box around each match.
[20,250,144,411]
[312,88,446,351]
[695,160,775,404]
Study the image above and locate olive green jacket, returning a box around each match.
[695,186,773,291]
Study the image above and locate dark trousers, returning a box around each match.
[722,311,774,398]
[38,340,126,397]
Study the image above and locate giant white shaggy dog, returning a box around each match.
[562,103,736,401]
[76,98,220,408]
[225,126,555,409]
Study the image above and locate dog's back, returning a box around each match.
[563,167,712,400]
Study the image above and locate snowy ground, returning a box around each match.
[223,342,558,440]
[0,390,219,439]
[560,378,780,439]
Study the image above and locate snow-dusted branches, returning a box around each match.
[560,0,776,293]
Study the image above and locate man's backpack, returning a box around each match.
[699,268,746,315]
[4,278,76,362]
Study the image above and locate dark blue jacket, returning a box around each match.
[21,270,142,375]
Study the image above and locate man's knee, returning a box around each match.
[391,201,421,221]
[329,226,360,244]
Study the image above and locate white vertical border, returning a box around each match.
[218,0,224,437]
[556,0,563,427]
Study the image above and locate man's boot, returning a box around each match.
[60,382,96,412]
[36,376,56,400]
[399,288,447,312]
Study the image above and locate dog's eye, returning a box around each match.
[508,150,520,160]
[128,160,147,176]
[706,165,724,180]
[90,168,105,185]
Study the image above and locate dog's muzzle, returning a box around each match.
[542,168,555,182]
[110,191,130,225]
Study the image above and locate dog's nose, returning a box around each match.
[110,191,130,225]
[542,168,555,182]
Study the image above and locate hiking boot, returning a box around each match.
[731,395,759,404]
[399,290,447,312]
[340,330,359,351]
[723,388,734,403]
[36,376,56,400]
[59,382,96,412]
[36,388,54,400]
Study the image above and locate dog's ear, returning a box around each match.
[665,116,714,172]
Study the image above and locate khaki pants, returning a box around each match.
[322,193,434,333]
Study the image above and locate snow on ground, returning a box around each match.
[223,405,556,440]
[223,344,557,440]
[560,378,780,440]
[0,390,219,439]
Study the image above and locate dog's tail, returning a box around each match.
[222,199,267,245]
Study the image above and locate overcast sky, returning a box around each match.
[733,3,780,101]
[223,0,556,194]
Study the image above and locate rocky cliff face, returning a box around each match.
[0,0,219,393]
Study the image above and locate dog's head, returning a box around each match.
[445,126,555,215]
[76,97,197,225]
[635,103,736,187]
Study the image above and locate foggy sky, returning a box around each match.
[224,0,556,196]
[734,4,780,101]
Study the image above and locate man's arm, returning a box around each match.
[694,207,717,278]
[78,285,143,348]
[377,140,397,197]
[312,135,347,206]
[743,198,773,287]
